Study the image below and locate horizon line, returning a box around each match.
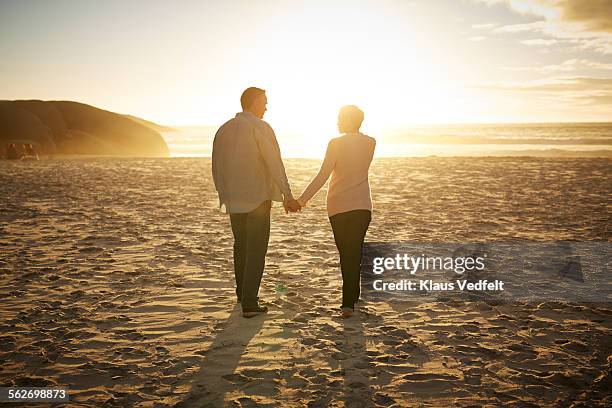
[165,120,612,129]
[3,100,610,129]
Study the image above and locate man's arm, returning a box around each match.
[254,123,294,201]
[211,128,222,193]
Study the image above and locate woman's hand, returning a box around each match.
[283,199,302,213]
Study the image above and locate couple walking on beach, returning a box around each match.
[212,87,376,319]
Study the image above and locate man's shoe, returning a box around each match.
[341,307,354,319]
[242,305,268,318]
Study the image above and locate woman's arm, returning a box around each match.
[298,140,336,207]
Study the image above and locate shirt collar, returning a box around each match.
[236,111,257,119]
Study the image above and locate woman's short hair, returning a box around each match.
[339,105,364,130]
[241,87,266,109]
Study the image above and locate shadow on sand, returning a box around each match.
[338,312,377,407]
[176,304,268,407]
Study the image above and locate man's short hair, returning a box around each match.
[241,87,266,110]
[339,105,364,129]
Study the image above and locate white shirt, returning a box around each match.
[298,132,375,217]
[212,111,293,213]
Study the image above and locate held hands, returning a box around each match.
[283,198,302,213]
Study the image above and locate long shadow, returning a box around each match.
[176,304,269,407]
[338,312,377,407]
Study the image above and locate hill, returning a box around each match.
[0,100,170,157]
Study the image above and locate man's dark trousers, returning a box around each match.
[229,200,271,310]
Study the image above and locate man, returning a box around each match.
[212,87,301,318]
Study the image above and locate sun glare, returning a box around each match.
[221,1,471,156]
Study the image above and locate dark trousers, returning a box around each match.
[229,200,271,309]
[329,209,371,309]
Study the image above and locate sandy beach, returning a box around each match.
[1,157,610,407]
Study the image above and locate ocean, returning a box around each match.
[163,122,612,158]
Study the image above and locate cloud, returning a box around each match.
[559,0,612,32]
[491,20,612,54]
[583,94,612,105]
[470,36,487,41]
[475,76,612,110]
[472,23,499,30]
[477,0,612,53]
[480,0,612,32]
[520,38,559,45]
[493,21,547,33]
[477,76,612,91]
[504,58,612,72]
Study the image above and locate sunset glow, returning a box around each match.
[1,2,611,407]
[1,0,610,141]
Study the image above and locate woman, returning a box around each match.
[298,105,376,318]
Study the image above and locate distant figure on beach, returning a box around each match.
[297,105,375,318]
[22,143,39,160]
[212,87,301,318]
[6,143,21,160]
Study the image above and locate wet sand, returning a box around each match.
[0,157,610,407]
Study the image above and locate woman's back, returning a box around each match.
[298,132,375,217]
[327,133,375,214]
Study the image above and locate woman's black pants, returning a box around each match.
[329,209,371,309]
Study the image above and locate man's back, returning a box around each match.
[212,111,292,213]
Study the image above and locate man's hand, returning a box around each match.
[283,199,302,213]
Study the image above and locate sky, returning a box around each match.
[1,0,611,139]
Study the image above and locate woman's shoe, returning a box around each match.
[341,307,354,318]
